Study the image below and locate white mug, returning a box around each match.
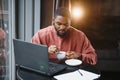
[56,51,66,60]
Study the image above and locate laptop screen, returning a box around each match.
[13,39,49,72]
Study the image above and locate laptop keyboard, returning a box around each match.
[48,62,58,72]
[48,62,65,74]
[49,62,58,67]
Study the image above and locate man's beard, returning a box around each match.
[56,30,67,38]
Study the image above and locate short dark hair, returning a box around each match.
[54,7,71,19]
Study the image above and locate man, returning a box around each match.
[32,7,97,65]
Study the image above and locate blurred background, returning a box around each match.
[0,0,120,80]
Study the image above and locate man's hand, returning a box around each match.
[48,45,59,54]
[81,53,97,65]
[66,51,80,59]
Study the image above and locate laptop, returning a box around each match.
[13,39,66,76]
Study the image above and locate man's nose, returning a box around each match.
[60,25,66,29]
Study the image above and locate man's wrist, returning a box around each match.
[75,53,82,59]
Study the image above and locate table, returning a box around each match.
[16,62,101,80]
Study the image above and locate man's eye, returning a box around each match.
[56,22,69,27]
[57,22,62,25]
[64,24,68,26]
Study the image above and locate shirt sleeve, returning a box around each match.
[81,34,97,65]
[31,29,49,45]
[32,32,41,44]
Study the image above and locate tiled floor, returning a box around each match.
[99,71,120,80]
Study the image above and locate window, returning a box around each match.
[0,0,8,79]
[0,0,15,80]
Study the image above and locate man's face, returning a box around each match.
[53,16,71,38]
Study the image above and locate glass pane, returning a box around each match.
[0,0,8,79]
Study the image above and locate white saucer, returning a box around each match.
[65,59,82,66]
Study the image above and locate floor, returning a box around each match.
[99,71,120,80]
